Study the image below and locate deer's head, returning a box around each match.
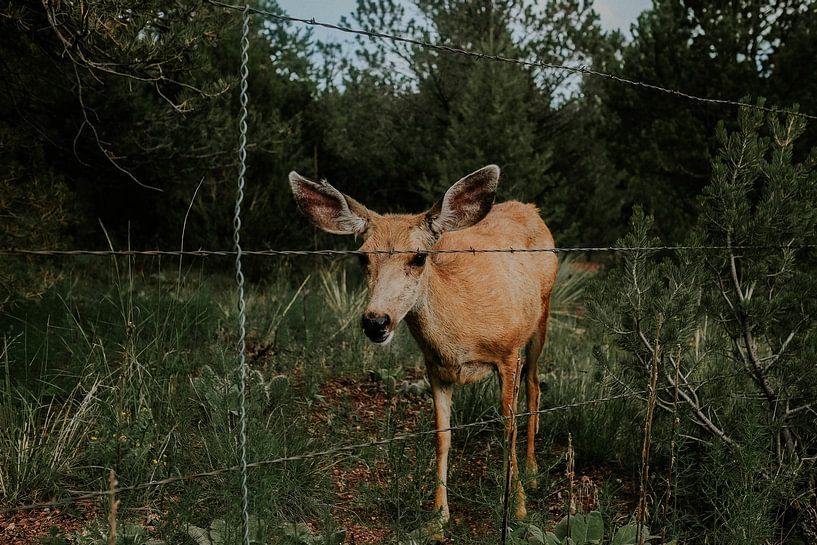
[289,165,498,343]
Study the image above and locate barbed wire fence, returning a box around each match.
[2,2,816,543]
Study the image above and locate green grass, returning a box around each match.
[0,256,750,544]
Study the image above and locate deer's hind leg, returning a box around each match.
[523,298,550,489]
[499,356,527,520]
[429,373,453,530]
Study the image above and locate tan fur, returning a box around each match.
[360,201,558,523]
[290,168,557,531]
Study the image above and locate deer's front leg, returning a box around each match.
[430,374,453,524]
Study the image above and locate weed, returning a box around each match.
[0,352,102,502]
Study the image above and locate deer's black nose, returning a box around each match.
[362,312,391,342]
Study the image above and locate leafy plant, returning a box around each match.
[278,522,345,545]
[186,519,344,545]
[191,365,290,417]
[74,522,163,545]
[590,106,817,541]
[369,366,404,395]
[516,514,658,545]
[514,512,603,545]
[552,511,605,544]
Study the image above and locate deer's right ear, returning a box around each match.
[289,172,373,236]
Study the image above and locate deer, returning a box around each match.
[289,165,557,535]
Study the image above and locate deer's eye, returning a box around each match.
[409,252,428,268]
[358,253,369,268]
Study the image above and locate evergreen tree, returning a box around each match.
[319,0,611,244]
[592,0,816,242]
[590,105,817,541]
[1,1,318,257]
[766,2,817,154]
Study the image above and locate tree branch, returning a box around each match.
[72,64,162,192]
[636,326,739,451]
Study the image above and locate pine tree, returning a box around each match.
[321,0,610,244]
[592,0,816,242]
[0,1,319,259]
[590,105,817,540]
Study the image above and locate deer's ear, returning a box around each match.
[289,172,374,236]
[427,165,499,235]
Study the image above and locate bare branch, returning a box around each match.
[785,403,816,420]
[666,352,739,450]
[727,233,745,304]
[763,319,807,372]
[636,317,739,451]
[72,64,162,192]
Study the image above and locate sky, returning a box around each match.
[277,0,653,40]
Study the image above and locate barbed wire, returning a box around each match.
[0,372,741,516]
[205,0,816,121]
[1,243,815,258]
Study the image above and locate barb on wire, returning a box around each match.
[0,375,739,516]
[1,243,815,258]
[205,0,816,121]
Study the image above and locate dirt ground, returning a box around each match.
[309,373,632,543]
[0,502,97,545]
[1,369,633,544]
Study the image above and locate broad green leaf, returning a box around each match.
[555,516,569,539]
[186,525,212,545]
[570,516,588,544]
[208,519,227,545]
[610,523,652,545]
[585,512,604,544]
[523,523,546,545]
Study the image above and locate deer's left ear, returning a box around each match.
[427,165,499,235]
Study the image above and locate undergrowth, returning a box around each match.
[1,247,812,544]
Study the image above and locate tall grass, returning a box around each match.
[1,256,648,544]
[0,344,102,502]
[0,259,336,541]
[318,262,365,337]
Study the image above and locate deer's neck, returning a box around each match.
[405,265,456,356]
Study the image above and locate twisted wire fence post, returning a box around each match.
[234,6,252,545]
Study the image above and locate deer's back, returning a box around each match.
[434,201,556,280]
[410,202,558,377]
